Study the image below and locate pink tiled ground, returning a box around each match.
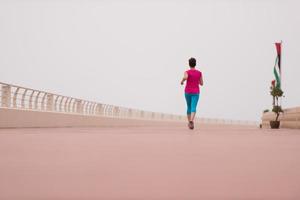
[0,123,300,200]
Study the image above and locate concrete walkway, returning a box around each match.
[0,123,300,200]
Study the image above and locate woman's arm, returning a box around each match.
[199,74,203,86]
[181,72,188,85]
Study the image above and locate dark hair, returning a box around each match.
[189,57,196,68]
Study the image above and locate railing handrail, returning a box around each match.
[0,81,105,106]
[0,81,258,125]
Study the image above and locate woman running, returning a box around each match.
[180,57,203,129]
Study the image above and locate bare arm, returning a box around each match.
[181,72,188,85]
[199,74,203,86]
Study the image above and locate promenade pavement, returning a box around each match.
[0,122,300,200]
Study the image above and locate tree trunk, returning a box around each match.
[275,113,279,121]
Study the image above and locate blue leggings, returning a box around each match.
[185,93,200,115]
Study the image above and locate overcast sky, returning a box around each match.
[1,0,299,121]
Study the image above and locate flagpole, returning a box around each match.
[280,40,283,110]
[280,40,283,89]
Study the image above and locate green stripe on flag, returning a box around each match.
[273,56,281,88]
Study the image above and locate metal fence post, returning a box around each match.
[46,94,54,111]
[76,100,82,114]
[1,85,11,107]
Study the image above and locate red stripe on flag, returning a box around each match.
[275,43,281,56]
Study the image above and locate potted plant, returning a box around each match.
[270,80,284,129]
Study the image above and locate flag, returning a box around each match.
[274,42,281,88]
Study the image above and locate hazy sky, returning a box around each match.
[1,0,299,121]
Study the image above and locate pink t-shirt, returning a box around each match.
[185,69,202,94]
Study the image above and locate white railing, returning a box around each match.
[0,81,257,125]
[0,82,183,121]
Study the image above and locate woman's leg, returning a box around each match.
[187,114,191,122]
[184,93,192,122]
[190,94,200,122]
